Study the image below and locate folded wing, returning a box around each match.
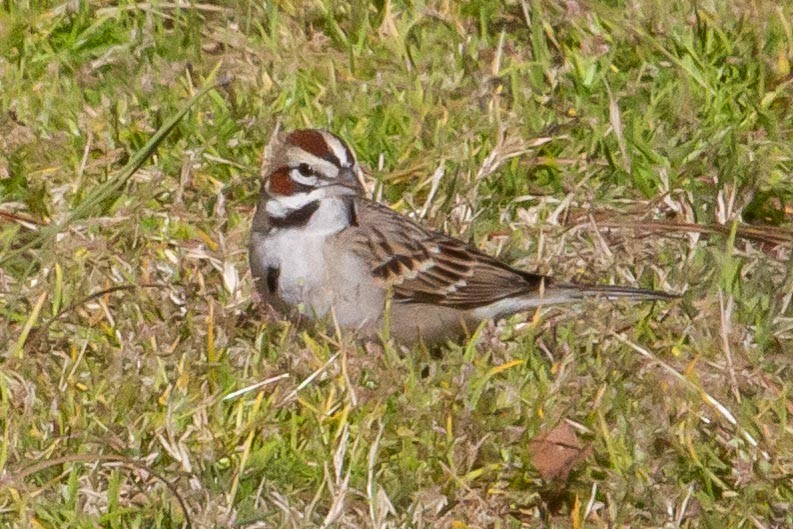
[340,201,550,310]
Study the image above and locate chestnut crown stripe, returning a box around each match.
[286,129,352,167]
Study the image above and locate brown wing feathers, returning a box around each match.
[345,201,548,310]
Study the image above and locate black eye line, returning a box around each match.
[291,180,314,193]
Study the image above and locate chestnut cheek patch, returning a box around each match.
[267,167,294,196]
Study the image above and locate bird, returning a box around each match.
[249,128,678,345]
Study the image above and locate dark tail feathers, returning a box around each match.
[553,282,680,302]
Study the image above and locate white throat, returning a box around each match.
[302,197,355,234]
[266,191,355,235]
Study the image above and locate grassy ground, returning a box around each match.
[1,1,792,527]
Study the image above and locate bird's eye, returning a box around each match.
[297,163,313,176]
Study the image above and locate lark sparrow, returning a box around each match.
[249,129,677,345]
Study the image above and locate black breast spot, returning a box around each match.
[266,266,280,293]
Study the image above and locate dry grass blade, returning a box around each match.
[9,290,46,358]
[278,352,340,406]
[222,373,290,401]
[0,209,43,228]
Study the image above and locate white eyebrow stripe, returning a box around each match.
[284,147,339,176]
[323,133,351,167]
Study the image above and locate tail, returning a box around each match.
[474,281,679,320]
[549,282,680,303]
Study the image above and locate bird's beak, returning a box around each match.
[337,167,365,193]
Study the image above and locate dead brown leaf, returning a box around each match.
[529,421,591,482]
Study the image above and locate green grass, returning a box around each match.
[1,1,792,527]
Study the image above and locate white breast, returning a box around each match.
[263,230,328,314]
[255,198,353,319]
